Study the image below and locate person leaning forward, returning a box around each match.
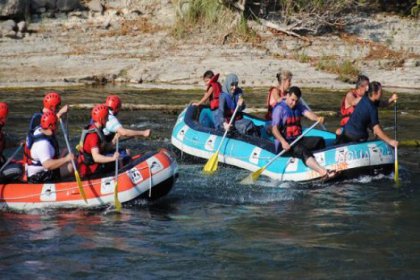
[271,86,337,180]
[337,81,398,148]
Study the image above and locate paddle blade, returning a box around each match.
[240,167,265,185]
[75,171,88,204]
[114,181,122,211]
[394,147,400,187]
[203,152,219,174]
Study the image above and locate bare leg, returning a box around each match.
[305,157,327,177]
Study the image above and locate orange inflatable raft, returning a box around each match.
[0,149,178,210]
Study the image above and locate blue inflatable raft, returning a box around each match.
[171,105,394,182]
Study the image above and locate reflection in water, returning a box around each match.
[0,87,419,278]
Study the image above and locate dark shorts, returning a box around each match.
[28,169,61,184]
[336,131,367,145]
[282,136,326,163]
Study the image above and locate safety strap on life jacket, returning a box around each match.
[77,125,105,166]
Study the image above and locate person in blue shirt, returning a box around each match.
[272,86,336,179]
[337,81,398,148]
[216,73,258,136]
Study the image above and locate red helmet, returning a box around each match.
[43,91,62,112]
[105,95,121,114]
[91,104,109,125]
[40,111,58,131]
[0,102,9,126]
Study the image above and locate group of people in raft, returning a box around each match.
[0,94,150,183]
[192,71,398,180]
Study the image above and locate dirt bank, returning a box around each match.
[0,1,419,92]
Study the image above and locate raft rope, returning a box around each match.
[2,165,155,201]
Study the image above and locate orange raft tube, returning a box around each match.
[0,149,178,210]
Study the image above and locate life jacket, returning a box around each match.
[265,87,287,120]
[0,130,5,165]
[340,89,359,126]
[77,124,105,167]
[222,92,243,123]
[23,126,60,166]
[208,74,222,110]
[275,101,302,142]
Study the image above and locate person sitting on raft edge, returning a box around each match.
[192,70,222,128]
[337,75,397,135]
[215,73,259,137]
[336,81,398,149]
[25,112,75,183]
[77,104,119,179]
[271,86,337,180]
[265,70,292,121]
[102,95,151,160]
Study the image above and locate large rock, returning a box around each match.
[86,0,103,13]
[30,0,56,11]
[0,0,30,19]
[56,0,81,12]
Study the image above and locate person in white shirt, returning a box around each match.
[25,112,74,183]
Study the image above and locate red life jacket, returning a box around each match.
[265,87,286,120]
[77,124,105,177]
[276,102,302,141]
[340,89,359,126]
[208,74,222,110]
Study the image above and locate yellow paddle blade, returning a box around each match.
[114,181,122,211]
[203,152,219,174]
[75,170,88,204]
[394,161,400,187]
[240,167,265,185]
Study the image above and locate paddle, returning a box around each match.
[394,100,400,186]
[114,137,122,211]
[241,120,321,184]
[59,118,88,204]
[300,98,326,130]
[203,103,241,174]
[0,143,24,174]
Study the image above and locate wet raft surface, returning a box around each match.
[0,86,419,278]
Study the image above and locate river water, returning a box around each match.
[0,86,419,279]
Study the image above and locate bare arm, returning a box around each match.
[42,153,73,170]
[272,125,290,151]
[116,127,151,138]
[303,110,324,124]
[193,87,214,106]
[373,124,398,147]
[91,147,119,164]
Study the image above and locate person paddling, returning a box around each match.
[337,81,398,148]
[103,95,151,143]
[216,73,258,136]
[25,112,74,183]
[337,75,397,135]
[265,70,292,120]
[77,104,119,178]
[0,102,23,182]
[28,91,69,132]
[272,86,336,180]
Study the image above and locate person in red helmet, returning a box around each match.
[77,104,119,178]
[103,95,151,144]
[25,111,74,183]
[0,102,23,182]
[28,91,69,131]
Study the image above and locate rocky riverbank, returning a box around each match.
[0,0,419,91]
